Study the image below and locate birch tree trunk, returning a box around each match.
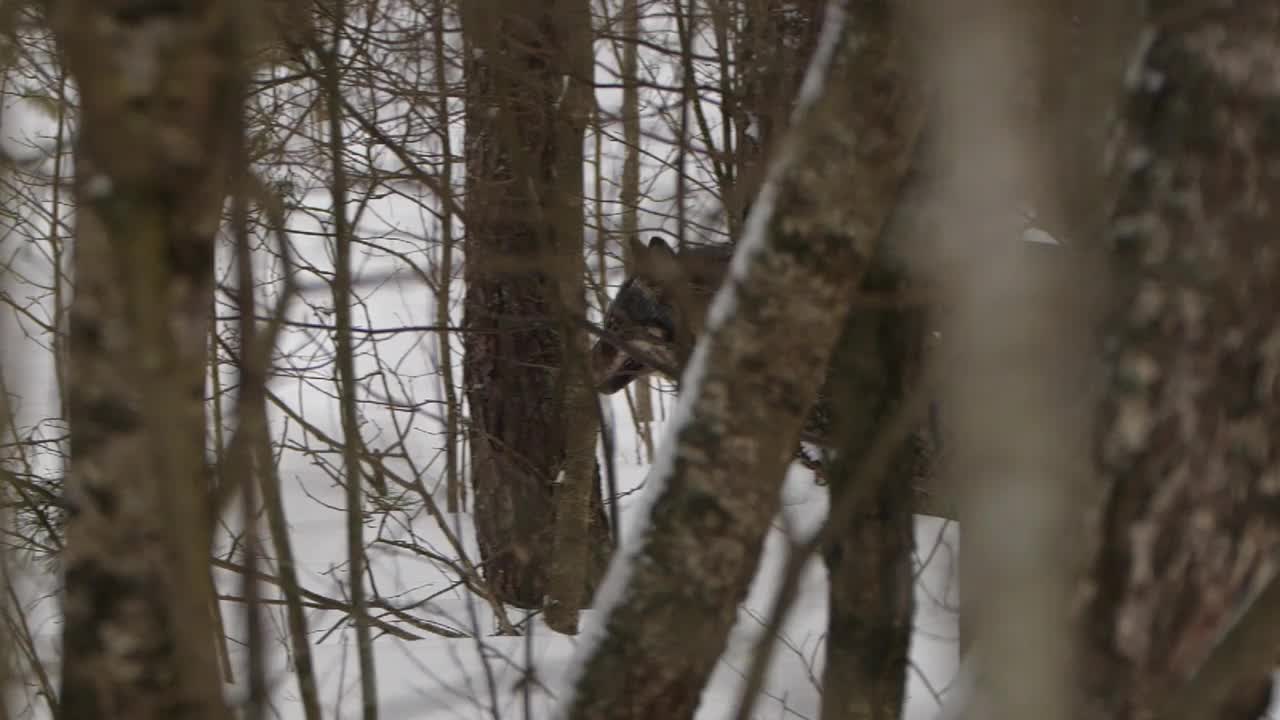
[50,3,245,718]
[562,1,923,716]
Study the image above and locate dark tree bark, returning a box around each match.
[544,0,606,633]
[731,0,824,223]
[562,1,924,717]
[1076,3,1280,718]
[461,0,611,610]
[820,253,922,720]
[50,3,244,718]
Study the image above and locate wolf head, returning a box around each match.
[591,236,732,394]
[591,237,683,394]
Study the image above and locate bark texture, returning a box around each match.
[736,5,923,716]
[544,0,605,633]
[461,0,611,609]
[820,255,921,720]
[1078,4,1280,718]
[736,3,923,717]
[51,3,243,719]
[563,1,923,717]
[732,0,825,222]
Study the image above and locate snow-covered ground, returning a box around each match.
[199,392,961,720]
[0,166,963,720]
[204,398,961,720]
[6,375,960,720]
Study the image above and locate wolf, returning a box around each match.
[591,236,732,394]
[590,236,835,458]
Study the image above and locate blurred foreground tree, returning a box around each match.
[1076,2,1280,718]
[925,2,1280,719]
[48,2,249,718]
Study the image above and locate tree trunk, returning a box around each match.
[927,0,1141,661]
[431,0,464,513]
[461,0,611,610]
[731,0,824,223]
[735,3,923,717]
[51,3,243,718]
[544,0,607,633]
[820,255,922,720]
[562,1,923,716]
[1077,3,1280,717]
[619,0,655,461]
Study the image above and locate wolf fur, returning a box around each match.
[591,236,732,394]
[591,236,835,456]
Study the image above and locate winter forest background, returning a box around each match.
[1,1,1280,719]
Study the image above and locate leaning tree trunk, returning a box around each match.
[562,1,923,716]
[1076,3,1280,718]
[461,0,611,610]
[735,3,922,717]
[50,3,244,719]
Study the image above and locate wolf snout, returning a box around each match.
[591,339,644,394]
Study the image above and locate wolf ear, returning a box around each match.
[627,235,681,283]
[628,235,675,261]
[647,236,675,257]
